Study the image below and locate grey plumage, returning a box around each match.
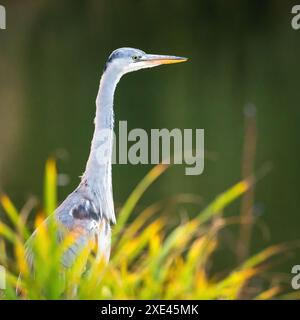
[21,48,187,282]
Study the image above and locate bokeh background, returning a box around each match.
[0,1,299,273]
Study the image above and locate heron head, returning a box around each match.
[104,47,188,75]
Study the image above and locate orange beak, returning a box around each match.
[141,54,188,65]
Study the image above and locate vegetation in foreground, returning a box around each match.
[0,159,297,300]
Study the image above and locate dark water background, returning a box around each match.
[0,1,299,273]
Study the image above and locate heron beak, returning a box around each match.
[142,54,188,65]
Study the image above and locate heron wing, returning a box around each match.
[57,197,111,268]
[24,195,111,271]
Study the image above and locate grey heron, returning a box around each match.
[25,47,187,274]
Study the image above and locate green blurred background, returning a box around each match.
[0,1,299,272]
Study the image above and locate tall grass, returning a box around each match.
[0,159,294,299]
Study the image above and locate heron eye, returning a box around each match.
[132,55,139,61]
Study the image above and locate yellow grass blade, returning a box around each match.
[197,179,250,224]
[0,221,16,243]
[255,286,282,300]
[241,244,287,269]
[0,194,29,238]
[15,239,29,277]
[114,164,169,236]
[44,158,57,216]
[0,194,19,227]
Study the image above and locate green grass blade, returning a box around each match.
[113,164,169,237]
[44,158,57,216]
[197,179,250,224]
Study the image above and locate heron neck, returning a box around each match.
[81,68,121,222]
[95,69,122,132]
